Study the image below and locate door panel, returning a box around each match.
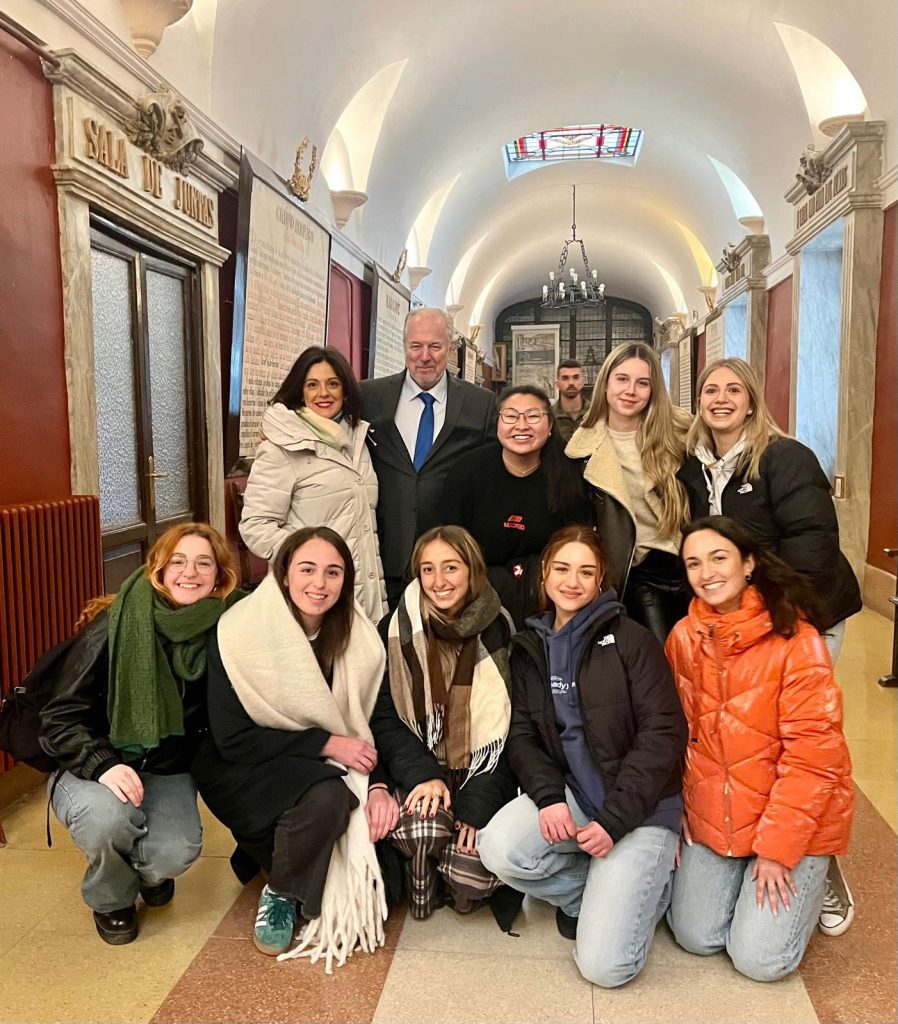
[90,247,143,530]
[145,267,191,523]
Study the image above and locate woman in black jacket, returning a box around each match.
[39,523,239,946]
[440,385,592,628]
[477,525,686,988]
[375,525,517,920]
[678,356,862,938]
[193,526,395,969]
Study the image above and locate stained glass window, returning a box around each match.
[504,125,643,169]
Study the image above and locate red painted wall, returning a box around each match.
[764,276,793,431]
[327,263,371,379]
[0,35,70,503]
[695,331,706,376]
[867,203,897,573]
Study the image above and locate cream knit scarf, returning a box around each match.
[217,573,387,973]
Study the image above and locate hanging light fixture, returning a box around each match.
[541,185,606,308]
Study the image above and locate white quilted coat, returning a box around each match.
[239,403,387,621]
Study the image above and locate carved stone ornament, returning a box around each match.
[287,137,318,202]
[126,87,203,174]
[391,248,408,282]
[795,144,832,195]
[717,243,741,274]
[469,325,482,344]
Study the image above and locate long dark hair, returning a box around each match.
[271,345,362,426]
[497,384,584,514]
[680,516,824,635]
[273,526,356,676]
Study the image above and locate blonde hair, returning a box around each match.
[687,358,785,480]
[76,522,238,630]
[582,342,690,538]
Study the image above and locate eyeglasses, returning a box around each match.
[166,555,217,576]
[498,409,549,425]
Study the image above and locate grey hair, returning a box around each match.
[403,307,453,346]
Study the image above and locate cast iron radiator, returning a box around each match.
[0,496,104,773]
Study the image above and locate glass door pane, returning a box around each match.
[90,248,141,530]
[145,268,191,522]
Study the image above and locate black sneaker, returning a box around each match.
[140,878,175,908]
[93,905,138,945]
[556,906,578,940]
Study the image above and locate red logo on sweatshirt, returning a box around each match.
[503,514,525,532]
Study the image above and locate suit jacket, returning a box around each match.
[361,370,497,579]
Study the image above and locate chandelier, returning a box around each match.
[541,185,606,307]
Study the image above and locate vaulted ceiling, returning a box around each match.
[144,0,897,335]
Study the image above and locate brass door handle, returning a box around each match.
[147,456,169,513]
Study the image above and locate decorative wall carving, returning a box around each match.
[717,243,741,274]
[795,145,832,195]
[391,248,408,282]
[126,87,203,174]
[287,137,318,202]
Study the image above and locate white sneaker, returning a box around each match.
[818,858,854,936]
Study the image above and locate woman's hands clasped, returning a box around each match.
[320,734,378,773]
[538,802,614,857]
[404,779,451,819]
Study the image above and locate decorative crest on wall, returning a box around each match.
[795,144,832,195]
[716,243,741,274]
[126,87,203,174]
[391,248,408,282]
[287,137,318,202]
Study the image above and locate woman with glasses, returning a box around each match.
[240,345,386,620]
[566,342,691,644]
[39,524,240,945]
[441,385,592,627]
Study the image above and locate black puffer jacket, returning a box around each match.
[39,611,210,780]
[678,437,862,631]
[508,604,686,843]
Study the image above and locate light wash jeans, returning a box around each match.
[667,840,830,982]
[477,788,678,988]
[823,619,846,664]
[50,771,203,913]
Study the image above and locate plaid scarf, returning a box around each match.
[106,569,240,756]
[387,580,512,785]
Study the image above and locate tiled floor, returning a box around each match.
[0,608,894,1024]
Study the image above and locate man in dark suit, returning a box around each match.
[361,307,497,606]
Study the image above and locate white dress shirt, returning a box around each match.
[394,371,449,461]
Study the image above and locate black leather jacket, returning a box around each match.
[584,481,637,598]
[39,611,210,780]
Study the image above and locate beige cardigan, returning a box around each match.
[239,404,387,621]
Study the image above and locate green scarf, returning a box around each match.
[107,569,242,756]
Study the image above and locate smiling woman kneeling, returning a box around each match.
[664,517,854,982]
[477,526,687,987]
[193,526,392,970]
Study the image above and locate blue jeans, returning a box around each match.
[478,789,678,988]
[50,771,203,913]
[667,840,830,982]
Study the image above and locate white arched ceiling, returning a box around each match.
[774,23,869,142]
[707,157,764,223]
[405,173,462,269]
[320,59,408,193]
[198,0,896,323]
[446,232,489,308]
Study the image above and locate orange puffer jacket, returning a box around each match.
[665,588,853,868]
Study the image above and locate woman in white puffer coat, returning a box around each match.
[239,345,387,621]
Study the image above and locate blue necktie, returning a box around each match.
[413,392,436,472]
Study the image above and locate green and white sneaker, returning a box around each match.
[253,885,297,956]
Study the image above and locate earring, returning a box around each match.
[745,573,753,583]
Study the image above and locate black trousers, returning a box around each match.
[623,549,691,646]
[234,777,356,917]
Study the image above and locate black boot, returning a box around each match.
[93,905,138,945]
[555,906,578,940]
[139,878,175,907]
